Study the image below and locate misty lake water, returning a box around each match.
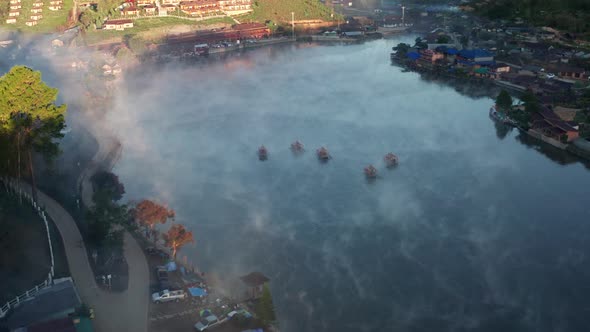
[110,38,590,332]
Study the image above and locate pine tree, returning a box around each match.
[496,89,513,112]
[256,284,276,325]
[0,66,67,200]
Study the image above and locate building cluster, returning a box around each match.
[114,0,252,18]
[5,0,63,25]
[393,19,590,147]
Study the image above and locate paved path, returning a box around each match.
[76,123,150,332]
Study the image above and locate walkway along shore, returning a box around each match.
[76,122,150,332]
[5,179,148,332]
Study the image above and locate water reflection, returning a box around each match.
[104,39,590,332]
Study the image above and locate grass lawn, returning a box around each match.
[0,192,69,304]
[238,0,335,23]
[82,16,236,45]
[1,0,73,33]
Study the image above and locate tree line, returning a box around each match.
[0,65,194,262]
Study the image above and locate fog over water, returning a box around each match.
[107,39,590,332]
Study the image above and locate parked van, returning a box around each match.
[152,289,187,304]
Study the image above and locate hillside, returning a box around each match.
[472,0,590,36]
[238,0,335,24]
[0,0,74,33]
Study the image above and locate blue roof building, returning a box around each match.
[458,49,494,62]
[407,51,420,60]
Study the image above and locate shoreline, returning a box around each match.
[390,56,590,162]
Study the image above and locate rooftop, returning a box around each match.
[240,272,270,287]
[5,279,81,329]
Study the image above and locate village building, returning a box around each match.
[112,64,122,75]
[556,66,587,81]
[161,0,181,5]
[31,8,43,14]
[49,0,63,4]
[553,106,580,122]
[6,18,17,24]
[179,0,219,15]
[122,7,138,16]
[519,65,544,77]
[417,49,444,65]
[144,4,157,15]
[102,64,112,75]
[160,4,176,12]
[531,107,579,143]
[32,2,43,8]
[232,22,271,39]
[9,11,20,17]
[457,49,495,66]
[52,39,65,47]
[10,4,22,10]
[9,0,21,4]
[30,14,43,20]
[49,5,63,10]
[218,0,252,14]
[238,272,269,300]
[136,0,153,6]
[104,19,134,30]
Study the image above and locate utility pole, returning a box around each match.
[402,5,405,25]
[291,12,295,40]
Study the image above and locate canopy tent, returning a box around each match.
[189,287,208,298]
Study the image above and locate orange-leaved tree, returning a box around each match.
[163,224,194,259]
[133,199,175,235]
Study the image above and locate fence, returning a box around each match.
[0,178,55,319]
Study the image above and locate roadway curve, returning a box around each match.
[8,124,149,331]
[76,122,150,332]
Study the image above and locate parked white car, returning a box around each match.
[151,289,186,304]
[546,73,556,79]
[194,314,220,331]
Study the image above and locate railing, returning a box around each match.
[0,278,52,318]
[0,177,55,319]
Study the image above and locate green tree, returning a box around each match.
[414,37,427,49]
[0,66,66,200]
[522,89,540,114]
[86,202,128,248]
[436,35,450,43]
[91,171,125,204]
[79,10,96,30]
[496,89,513,112]
[256,284,276,325]
[392,43,411,56]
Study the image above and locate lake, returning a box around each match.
[110,38,590,332]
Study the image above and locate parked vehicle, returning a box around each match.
[146,247,170,259]
[155,267,171,290]
[152,289,187,303]
[194,313,220,331]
